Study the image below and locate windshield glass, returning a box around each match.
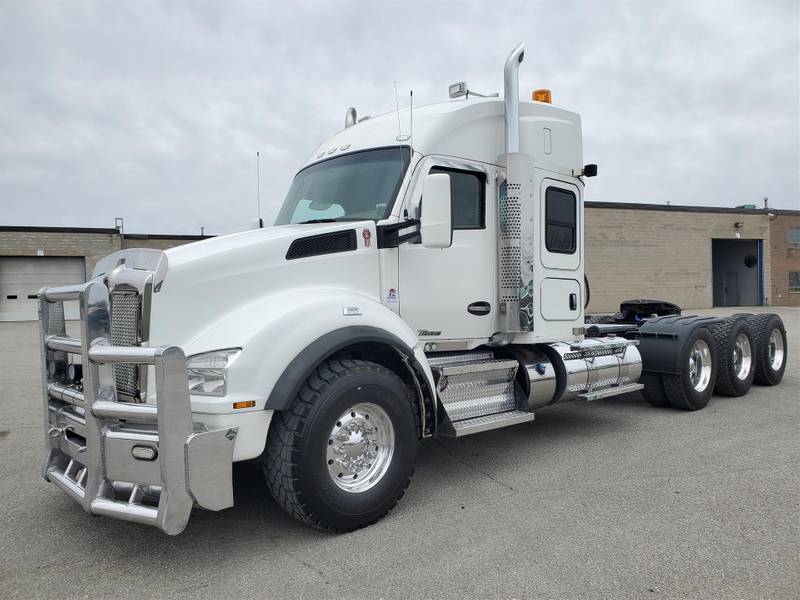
[275,147,411,225]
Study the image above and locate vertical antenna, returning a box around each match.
[409,90,413,145]
[394,81,402,138]
[256,151,262,226]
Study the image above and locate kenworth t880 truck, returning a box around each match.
[37,44,788,534]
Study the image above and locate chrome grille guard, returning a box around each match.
[38,280,237,535]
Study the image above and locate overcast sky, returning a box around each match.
[1,1,798,235]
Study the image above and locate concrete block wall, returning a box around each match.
[0,229,121,278]
[122,236,206,253]
[585,207,771,313]
[0,229,209,277]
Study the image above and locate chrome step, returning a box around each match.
[577,382,644,402]
[426,351,495,367]
[444,410,535,437]
[434,357,528,435]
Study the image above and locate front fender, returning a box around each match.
[182,288,435,414]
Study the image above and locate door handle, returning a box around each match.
[569,293,578,311]
[467,301,491,316]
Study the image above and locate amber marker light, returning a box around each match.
[233,401,256,409]
[532,89,552,103]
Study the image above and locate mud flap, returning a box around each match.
[638,315,724,374]
[186,426,238,511]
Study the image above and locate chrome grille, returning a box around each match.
[110,291,141,398]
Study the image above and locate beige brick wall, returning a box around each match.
[0,230,207,277]
[122,237,204,252]
[769,213,800,307]
[0,230,121,277]
[585,208,771,312]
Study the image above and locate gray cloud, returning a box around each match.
[1,0,797,234]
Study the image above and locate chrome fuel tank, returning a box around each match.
[517,337,642,409]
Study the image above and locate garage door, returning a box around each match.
[0,257,86,321]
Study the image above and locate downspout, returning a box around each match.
[503,43,525,154]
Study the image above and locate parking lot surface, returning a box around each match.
[1,307,798,599]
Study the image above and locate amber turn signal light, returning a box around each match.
[532,89,552,103]
[233,401,256,409]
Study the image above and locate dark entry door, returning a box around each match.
[724,272,739,306]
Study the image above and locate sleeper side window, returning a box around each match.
[545,187,577,254]
[430,167,485,230]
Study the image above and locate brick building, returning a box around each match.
[0,227,208,320]
[584,203,799,311]
[1,202,798,320]
[768,212,800,307]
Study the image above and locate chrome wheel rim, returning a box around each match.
[326,402,394,494]
[732,333,752,381]
[768,328,785,371]
[688,339,713,392]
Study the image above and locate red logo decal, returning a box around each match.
[362,228,372,247]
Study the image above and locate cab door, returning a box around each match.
[398,160,496,342]
[537,176,583,325]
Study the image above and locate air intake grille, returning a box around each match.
[110,291,141,399]
[499,182,523,303]
[286,230,357,260]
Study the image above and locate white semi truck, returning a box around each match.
[37,44,788,534]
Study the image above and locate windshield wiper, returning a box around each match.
[295,218,366,225]
[295,218,340,224]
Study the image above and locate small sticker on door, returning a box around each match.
[386,288,398,303]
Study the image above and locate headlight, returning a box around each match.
[186,348,241,396]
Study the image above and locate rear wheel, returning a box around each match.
[663,327,717,410]
[264,359,418,531]
[745,313,788,386]
[711,317,756,396]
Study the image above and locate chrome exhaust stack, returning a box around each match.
[503,43,525,154]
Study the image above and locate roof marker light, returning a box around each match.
[532,89,552,103]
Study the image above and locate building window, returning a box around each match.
[788,228,800,247]
[789,271,800,294]
[545,187,577,254]
[430,167,485,230]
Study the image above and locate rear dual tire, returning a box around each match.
[662,327,717,411]
[743,313,788,386]
[711,317,756,397]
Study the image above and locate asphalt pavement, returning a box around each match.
[1,307,798,599]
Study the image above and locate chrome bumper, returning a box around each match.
[38,281,237,535]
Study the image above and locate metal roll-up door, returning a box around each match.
[0,257,86,321]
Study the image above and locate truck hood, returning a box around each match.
[148,222,380,349]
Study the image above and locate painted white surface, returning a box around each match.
[131,97,587,457]
[398,157,498,342]
[540,278,581,321]
[304,98,582,191]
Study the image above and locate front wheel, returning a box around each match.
[264,359,418,531]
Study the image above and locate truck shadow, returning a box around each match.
[45,395,638,567]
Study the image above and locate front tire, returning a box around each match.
[264,359,418,531]
[663,327,717,410]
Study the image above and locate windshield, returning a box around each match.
[275,147,411,225]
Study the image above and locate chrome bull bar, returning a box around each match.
[38,280,237,535]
